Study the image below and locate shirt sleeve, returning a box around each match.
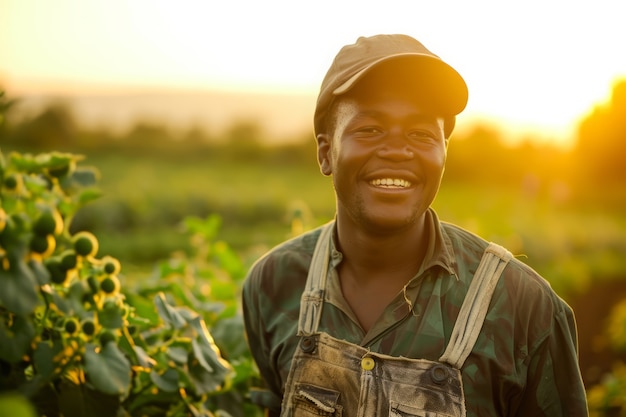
[515,300,589,416]
[241,260,284,413]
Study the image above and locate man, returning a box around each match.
[242,34,588,416]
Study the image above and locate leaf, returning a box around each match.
[9,152,38,171]
[150,368,179,393]
[132,345,156,369]
[77,188,103,205]
[84,342,131,396]
[0,315,35,363]
[28,259,51,286]
[189,316,233,393]
[0,257,41,315]
[67,281,89,318]
[183,215,222,240]
[154,293,187,329]
[167,345,189,365]
[71,166,100,187]
[98,303,124,329]
[22,174,50,195]
[33,340,64,379]
[209,316,248,360]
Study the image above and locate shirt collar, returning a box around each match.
[327,208,459,279]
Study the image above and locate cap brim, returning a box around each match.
[333,53,468,115]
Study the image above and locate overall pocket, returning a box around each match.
[291,383,343,417]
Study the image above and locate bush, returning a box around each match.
[0,150,261,416]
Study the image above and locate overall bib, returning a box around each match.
[280,223,512,417]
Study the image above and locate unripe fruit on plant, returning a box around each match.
[72,231,98,258]
[99,330,117,346]
[45,258,68,285]
[30,234,56,257]
[3,173,19,190]
[81,319,96,336]
[33,210,63,236]
[47,160,75,179]
[64,318,79,335]
[100,275,120,295]
[59,250,77,271]
[101,256,121,275]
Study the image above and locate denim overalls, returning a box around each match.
[280,222,512,417]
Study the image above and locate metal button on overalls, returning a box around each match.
[361,357,375,371]
[430,364,449,385]
[300,336,316,353]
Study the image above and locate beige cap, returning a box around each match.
[314,34,468,138]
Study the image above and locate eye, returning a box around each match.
[351,126,383,138]
[407,129,439,142]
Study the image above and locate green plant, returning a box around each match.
[0,150,259,416]
[587,300,626,416]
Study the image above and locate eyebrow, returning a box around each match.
[352,110,442,127]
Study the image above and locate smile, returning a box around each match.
[369,178,412,188]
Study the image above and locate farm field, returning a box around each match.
[2,146,625,414]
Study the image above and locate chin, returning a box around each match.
[361,212,417,234]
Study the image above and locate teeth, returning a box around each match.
[370,178,412,188]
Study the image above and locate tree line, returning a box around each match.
[1,81,625,207]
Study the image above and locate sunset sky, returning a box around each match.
[2,0,626,146]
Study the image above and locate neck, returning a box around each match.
[335,213,430,282]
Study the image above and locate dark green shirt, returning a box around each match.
[242,209,588,416]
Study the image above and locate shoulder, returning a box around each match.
[441,220,571,322]
[243,225,324,297]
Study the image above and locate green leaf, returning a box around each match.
[213,241,245,280]
[33,339,64,379]
[28,258,51,286]
[77,188,102,205]
[132,345,156,369]
[70,166,99,187]
[183,215,222,240]
[0,257,41,315]
[0,315,35,363]
[84,342,131,396]
[154,293,187,329]
[210,316,248,360]
[150,368,179,393]
[124,293,159,327]
[45,152,83,168]
[98,302,124,329]
[22,174,50,195]
[167,345,189,365]
[189,316,233,393]
[9,152,38,171]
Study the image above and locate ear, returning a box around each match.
[316,133,333,176]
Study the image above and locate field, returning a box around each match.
[82,151,626,299]
[6,146,626,407]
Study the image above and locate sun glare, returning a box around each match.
[1,0,625,146]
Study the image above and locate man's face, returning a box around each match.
[317,76,448,234]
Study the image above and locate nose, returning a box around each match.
[376,134,414,161]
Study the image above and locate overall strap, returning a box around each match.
[297,221,335,336]
[439,242,513,369]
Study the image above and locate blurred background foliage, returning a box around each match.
[1,79,626,414]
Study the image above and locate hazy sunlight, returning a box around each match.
[2,0,625,147]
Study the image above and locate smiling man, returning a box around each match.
[242,34,588,417]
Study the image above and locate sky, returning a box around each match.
[1,0,626,147]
